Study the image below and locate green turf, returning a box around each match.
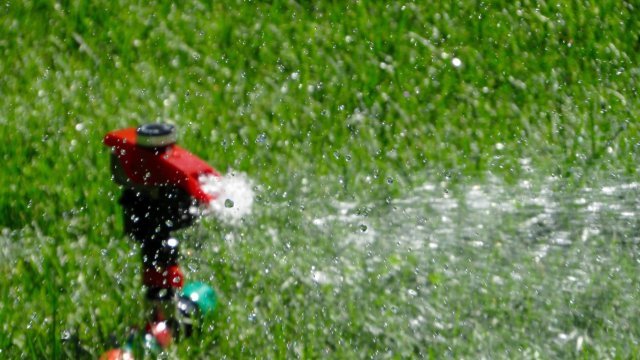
[1,0,640,358]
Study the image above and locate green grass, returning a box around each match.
[1,0,640,358]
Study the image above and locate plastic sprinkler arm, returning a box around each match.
[104,126,221,204]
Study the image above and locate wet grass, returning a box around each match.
[1,0,640,358]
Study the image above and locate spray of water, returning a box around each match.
[199,171,255,225]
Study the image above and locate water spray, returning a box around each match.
[100,123,220,358]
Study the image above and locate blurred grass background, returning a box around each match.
[1,0,639,358]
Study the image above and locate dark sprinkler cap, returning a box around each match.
[137,123,177,148]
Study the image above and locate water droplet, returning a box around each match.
[248,312,257,322]
[224,199,234,208]
[157,289,168,298]
[452,57,462,67]
[256,133,267,143]
[359,224,368,232]
[387,177,394,184]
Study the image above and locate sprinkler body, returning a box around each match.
[103,124,219,355]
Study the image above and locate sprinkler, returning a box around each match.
[101,123,219,357]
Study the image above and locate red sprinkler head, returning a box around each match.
[104,124,220,204]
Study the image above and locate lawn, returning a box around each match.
[1,0,639,358]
